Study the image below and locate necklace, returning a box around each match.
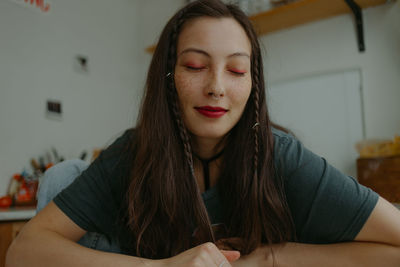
[193,150,224,191]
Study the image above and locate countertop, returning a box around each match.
[0,207,36,221]
[0,204,398,222]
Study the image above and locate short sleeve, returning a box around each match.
[53,129,133,237]
[273,129,379,244]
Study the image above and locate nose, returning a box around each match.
[206,69,225,99]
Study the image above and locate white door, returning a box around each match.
[268,70,364,177]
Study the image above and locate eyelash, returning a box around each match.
[230,70,246,76]
[185,66,246,76]
[186,65,204,71]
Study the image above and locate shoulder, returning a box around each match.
[271,127,325,182]
[272,127,296,146]
[105,128,135,150]
[91,128,136,180]
[101,128,135,160]
[271,127,302,168]
[51,129,136,235]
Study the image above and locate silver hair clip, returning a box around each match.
[252,122,260,129]
[166,72,172,78]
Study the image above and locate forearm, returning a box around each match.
[6,229,156,267]
[272,241,400,267]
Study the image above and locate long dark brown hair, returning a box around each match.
[125,0,295,259]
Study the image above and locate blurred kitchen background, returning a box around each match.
[0,0,399,197]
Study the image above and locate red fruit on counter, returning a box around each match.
[0,195,12,208]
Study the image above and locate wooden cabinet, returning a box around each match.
[357,156,400,203]
[0,208,34,267]
[0,220,28,267]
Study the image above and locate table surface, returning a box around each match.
[0,203,398,222]
[0,207,36,221]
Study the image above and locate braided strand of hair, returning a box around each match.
[166,11,195,177]
[252,55,261,177]
[165,10,215,243]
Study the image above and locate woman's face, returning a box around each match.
[174,17,252,144]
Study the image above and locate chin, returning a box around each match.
[190,127,231,140]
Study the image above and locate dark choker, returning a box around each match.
[193,150,224,191]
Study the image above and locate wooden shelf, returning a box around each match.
[145,0,389,53]
[250,0,387,35]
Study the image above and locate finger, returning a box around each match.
[220,250,240,262]
[217,259,228,267]
[198,242,234,266]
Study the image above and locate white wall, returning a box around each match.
[0,0,141,194]
[134,0,186,89]
[263,2,400,139]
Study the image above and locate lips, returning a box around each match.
[195,106,228,118]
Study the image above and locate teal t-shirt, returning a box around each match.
[53,128,378,252]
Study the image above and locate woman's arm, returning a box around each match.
[5,201,154,267]
[6,201,240,267]
[234,197,400,267]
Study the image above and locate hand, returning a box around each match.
[231,245,275,267]
[215,238,275,267]
[156,242,240,267]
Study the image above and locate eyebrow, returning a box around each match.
[178,48,250,58]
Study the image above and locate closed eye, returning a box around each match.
[185,63,206,71]
[229,70,246,76]
[186,66,204,70]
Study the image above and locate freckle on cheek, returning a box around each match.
[177,78,194,91]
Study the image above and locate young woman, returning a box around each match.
[6,0,400,266]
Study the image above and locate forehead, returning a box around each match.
[176,17,251,57]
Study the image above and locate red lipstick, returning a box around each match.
[195,106,227,118]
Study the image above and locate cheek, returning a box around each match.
[174,73,199,107]
[229,79,252,107]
